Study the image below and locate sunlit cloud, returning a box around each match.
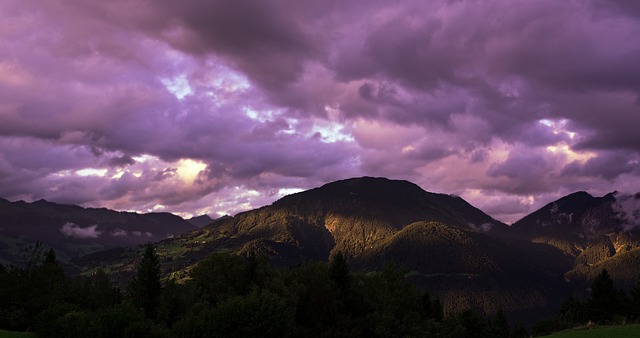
[176,159,206,183]
[244,107,277,122]
[309,120,354,143]
[76,168,108,177]
[278,188,304,197]
[161,74,193,100]
[546,144,596,163]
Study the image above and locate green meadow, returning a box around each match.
[544,324,640,338]
[0,330,35,338]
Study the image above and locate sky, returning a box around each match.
[1,0,639,223]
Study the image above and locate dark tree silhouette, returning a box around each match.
[43,249,57,265]
[23,241,45,271]
[587,269,626,322]
[129,243,162,319]
[631,278,640,319]
[329,251,351,295]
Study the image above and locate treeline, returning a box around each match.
[533,268,640,336]
[0,243,529,337]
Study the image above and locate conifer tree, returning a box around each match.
[43,248,57,265]
[329,251,351,295]
[130,243,162,319]
[630,278,640,319]
[493,308,509,338]
[23,241,45,271]
[587,269,626,323]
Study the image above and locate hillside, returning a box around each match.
[0,198,196,266]
[71,177,568,322]
[8,177,634,325]
[510,191,640,294]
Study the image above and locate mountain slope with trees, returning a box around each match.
[3,176,640,329]
[70,177,573,322]
[0,198,196,266]
[510,191,640,295]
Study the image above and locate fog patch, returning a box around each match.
[469,222,494,232]
[110,228,128,237]
[60,222,102,239]
[132,231,153,238]
[613,193,640,231]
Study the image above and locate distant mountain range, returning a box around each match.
[0,197,197,265]
[186,214,215,228]
[2,177,640,324]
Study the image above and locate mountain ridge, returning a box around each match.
[64,177,571,323]
[0,197,196,266]
[3,177,640,325]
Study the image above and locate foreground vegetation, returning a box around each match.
[2,242,640,337]
[543,324,640,337]
[1,243,527,337]
[533,269,640,336]
[0,330,34,338]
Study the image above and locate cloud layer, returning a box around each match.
[1,0,639,223]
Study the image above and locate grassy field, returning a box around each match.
[545,324,640,337]
[0,330,35,338]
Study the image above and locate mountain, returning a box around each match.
[27,177,637,325]
[187,214,215,228]
[510,191,640,294]
[71,177,567,323]
[510,191,620,255]
[0,198,196,266]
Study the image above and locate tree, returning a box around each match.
[421,289,443,321]
[492,308,509,338]
[587,269,626,323]
[43,249,57,265]
[329,251,351,295]
[129,243,162,319]
[630,278,640,319]
[207,290,295,338]
[558,296,585,324]
[23,241,45,271]
[190,252,250,304]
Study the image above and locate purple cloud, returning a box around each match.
[0,0,639,223]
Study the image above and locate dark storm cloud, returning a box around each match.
[61,0,320,92]
[323,0,640,151]
[596,0,640,19]
[562,151,639,180]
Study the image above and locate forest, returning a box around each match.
[1,242,639,337]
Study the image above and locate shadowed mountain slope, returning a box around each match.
[511,191,619,253]
[0,198,196,265]
[510,191,640,294]
[186,214,214,228]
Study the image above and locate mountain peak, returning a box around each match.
[271,176,504,232]
[511,190,625,246]
[187,214,214,228]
